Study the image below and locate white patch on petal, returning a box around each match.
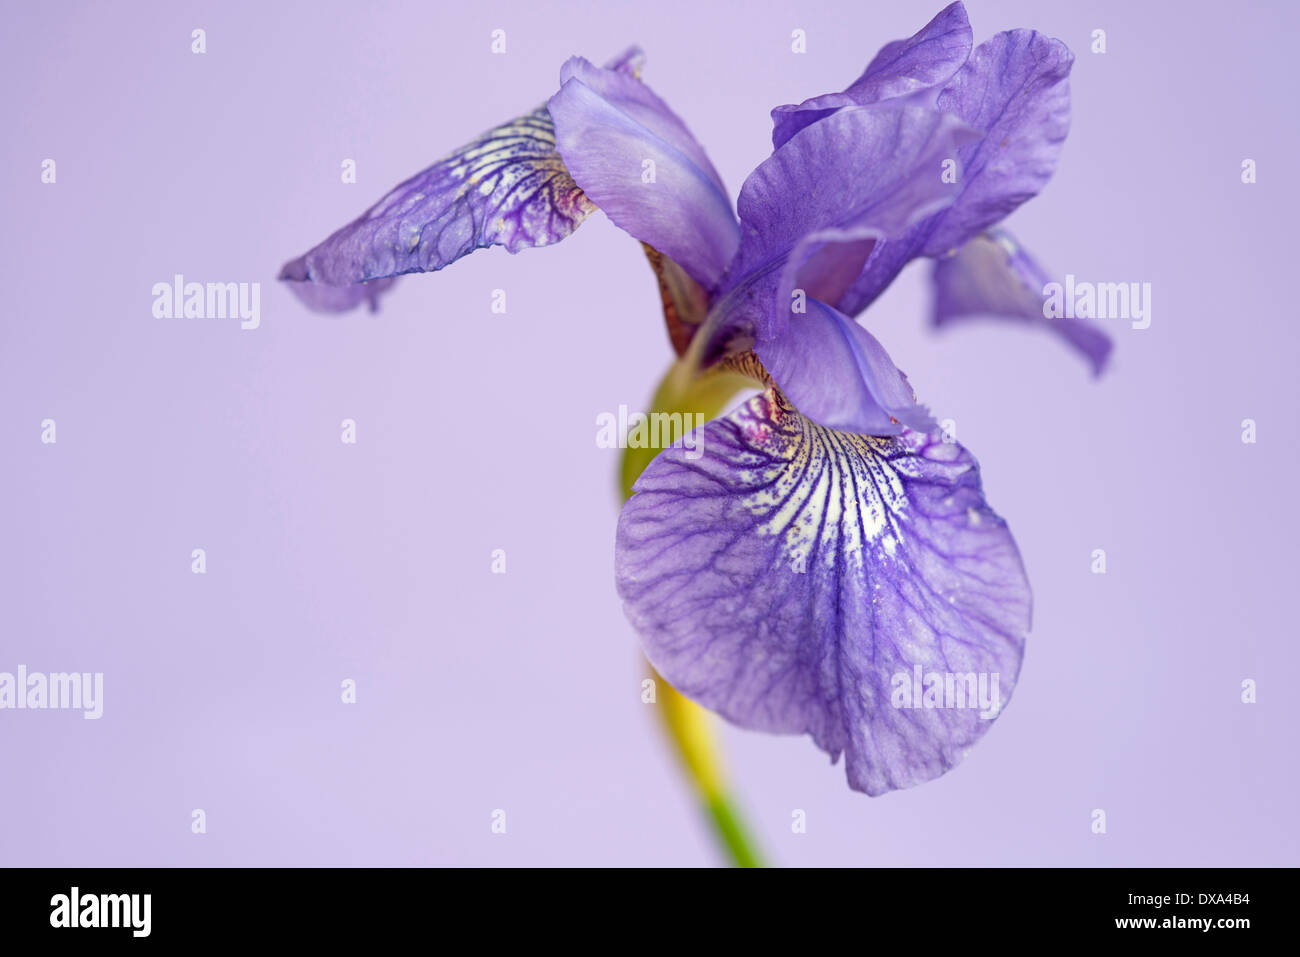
[735,394,912,573]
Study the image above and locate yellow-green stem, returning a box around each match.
[621,360,766,868]
[649,667,764,867]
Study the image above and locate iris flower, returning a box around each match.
[280,2,1109,852]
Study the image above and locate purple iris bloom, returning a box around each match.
[279,3,1110,796]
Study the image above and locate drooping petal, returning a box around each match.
[770,1,973,149]
[548,57,739,288]
[280,48,645,313]
[279,105,595,306]
[616,388,1031,796]
[275,269,398,313]
[933,230,1112,375]
[756,298,935,434]
[834,30,1073,317]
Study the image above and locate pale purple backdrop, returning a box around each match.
[2,0,1296,867]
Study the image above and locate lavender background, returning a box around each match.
[2,0,1296,867]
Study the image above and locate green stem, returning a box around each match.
[647,664,764,867]
[622,360,767,868]
[706,794,764,869]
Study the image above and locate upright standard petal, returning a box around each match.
[770,1,973,149]
[616,388,1031,796]
[922,30,1073,255]
[836,29,1073,316]
[933,230,1112,374]
[548,57,739,288]
[688,103,976,420]
[729,104,979,296]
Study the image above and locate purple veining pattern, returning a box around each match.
[278,48,647,312]
[267,2,1104,799]
[4,0,1297,868]
[278,105,595,305]
[616,389,1031,795]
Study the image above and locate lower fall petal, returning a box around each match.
[615,388,1031,796]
